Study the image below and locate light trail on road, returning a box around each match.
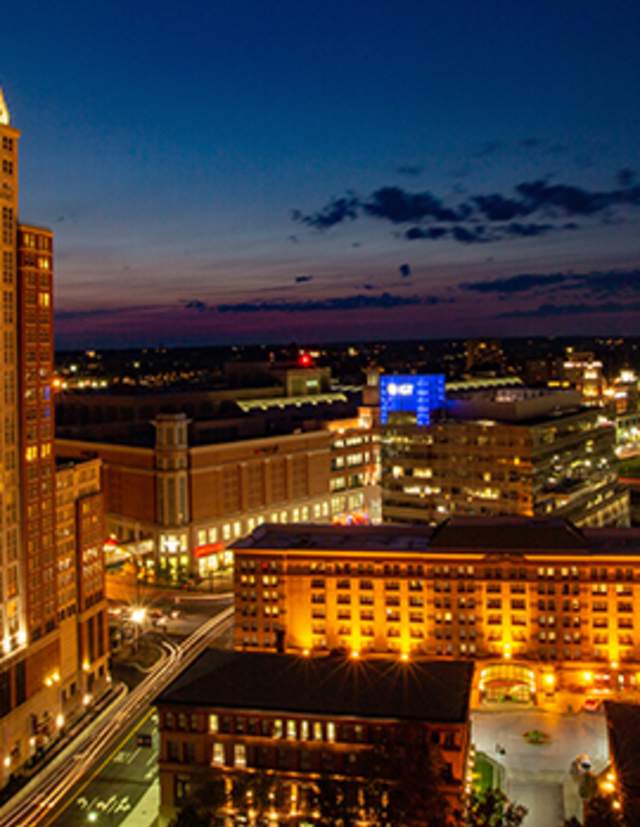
[0,605,234,827]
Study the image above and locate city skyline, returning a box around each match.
[3,1,640,348]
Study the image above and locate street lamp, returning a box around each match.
[130,607,146,652]
[130,607,146,625]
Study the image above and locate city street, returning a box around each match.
[53,714,159,827]
[0,605,234,827]
[48,608,235,827]
[472,707,609,827]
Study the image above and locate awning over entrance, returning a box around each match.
[479,663,536,703]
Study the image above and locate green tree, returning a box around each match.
[312,777,359,827]
[361,724,450,827]
[168,776,225,827]
[579,772,598,802]
[464,789,527,827]
[168,802,209,827]
[230,772,277,823]
[583,794,627,827]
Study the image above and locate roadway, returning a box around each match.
[53,713,160,827]
[0,602,234,827]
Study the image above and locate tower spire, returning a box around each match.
[0,87,11,126]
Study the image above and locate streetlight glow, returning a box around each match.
[131,607,146,625]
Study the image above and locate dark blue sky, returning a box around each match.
[4,0,640,347]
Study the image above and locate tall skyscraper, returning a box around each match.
[0,88,25,656]
[0,88,109,784]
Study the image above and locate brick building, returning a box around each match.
[57,409,378,580]
[55,457,109,711]
[0,89,109,784]
[156,650,473,825]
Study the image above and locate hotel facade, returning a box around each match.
[233,519,640,703]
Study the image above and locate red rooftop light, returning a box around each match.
[297,352,314,368]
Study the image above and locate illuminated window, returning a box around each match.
[287,720,296,739]
[233,521,242,537]
[327,722,336,742]
[300,720,309,740]
[209,714,219,734]
[208,527,218,543]
[25,446,37,462]
[234,744,246,767]
[212,742,225,765]
[313,722,323,740]
[273,719,283,738]
[222,524,231,540]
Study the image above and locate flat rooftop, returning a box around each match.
[156,649,473,724]
[234,518,640,556]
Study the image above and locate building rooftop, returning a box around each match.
[55,454,98,470]
[445,387,587,425]
[234,518,640,556]
[233,523,435,552]
[156,649,473,724]
[429,517,589,550]
[605,701,640,824]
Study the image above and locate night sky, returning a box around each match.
[3,1,640,348]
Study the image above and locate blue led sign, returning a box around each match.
[379,374,446,426]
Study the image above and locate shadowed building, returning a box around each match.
[155,650,473,825]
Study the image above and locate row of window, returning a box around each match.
[166,712,453,749]
[195,501,334,548]
[239,558,640,584]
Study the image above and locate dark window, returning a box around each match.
[88,616,96,662]
[97,612,105,657]
[15,660,26,706]
[0,671,10,717]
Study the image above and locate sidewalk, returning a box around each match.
[121,780,160,827]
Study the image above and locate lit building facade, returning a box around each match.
[55,456,109,709]
[156,650,473,826]
[0,89,109,784]
[233,519,640,701]
[57,412,378,579]
[562,349,606,404]
[382,385,628,528]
